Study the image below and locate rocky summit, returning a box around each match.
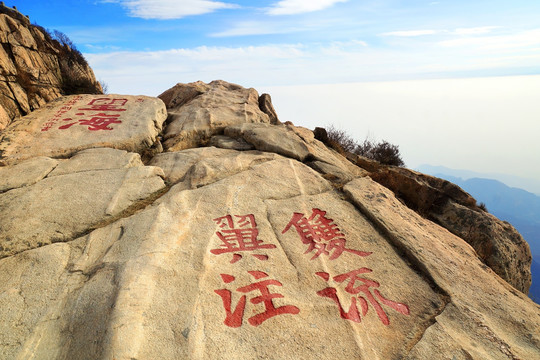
[0,79,539,360]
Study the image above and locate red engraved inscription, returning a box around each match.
[211,214,276,263]
[78,98,128,112]
[41,95,83,131]
[282,208,372,260]
[215,271,300,328]
[316,269,410,326]
[59,113,122,131]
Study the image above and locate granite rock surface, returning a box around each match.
[0,80,538,360]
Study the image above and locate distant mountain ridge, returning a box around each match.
[418,164,540,196]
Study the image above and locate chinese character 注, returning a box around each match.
[215,271,300,328]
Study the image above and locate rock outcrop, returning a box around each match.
[0,4,101,131]
[367,165,532,293]
[0,80,538,360]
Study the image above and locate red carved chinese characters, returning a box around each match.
[215,271,300,327]
[211,214,276,263]
[58,113,122,131]
[41,96,83,131]
[315,268,410,326]
[41,97,128,132]
[210,209,409,329]
[78,98,128,112]
[282,208,371,260]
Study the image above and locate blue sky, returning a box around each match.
[17,0,540,92]
[11,1,540,186]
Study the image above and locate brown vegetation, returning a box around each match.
[321,125,405,167]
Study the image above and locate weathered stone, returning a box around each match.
[432,199,532,294]
[0,102,9,129]
[343,177,540,360]
[209,134,254,150]
[0,10,100,130]
[0,156,58,192]
[2,151,538,359]
[158,80,208,109]
[0,149,165,259]
[160,80,271,151]
[0,94,167,165]
[48,147,143,177]
[225,123,311,161]
[370,166,532,293]
[224,121,366,183]
[149,147,279,187]
[258,93,280,124]
[0,156,434,359]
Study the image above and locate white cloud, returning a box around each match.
[266,0,348,15]
[453,26,500,36]
[381,30,439,37]
[210,21,301,37]
[114,0,238,19]
[381,27,500,38]
[439,28,540,50]
[85,27,540,97]
[85,44,307,95]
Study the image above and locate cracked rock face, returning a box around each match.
[0,9,101,130]
[0,80,539,360]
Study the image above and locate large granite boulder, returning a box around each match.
[0,94,166,165]
[159,80,279,151]
[0,81,538,359]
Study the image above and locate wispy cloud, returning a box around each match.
[381,26,500,38]
[381,30,439,37]
[112,0,238,19]
[439,28,540,50]
[210,21,302,37]
[453,26,500,35]
[266,0,348,15]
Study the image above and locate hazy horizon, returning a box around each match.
[262,75,540,187]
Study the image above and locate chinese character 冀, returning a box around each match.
[215,271,300,327]
[211,214,276,263]
[282,208,371,260]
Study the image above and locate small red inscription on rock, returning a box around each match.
[41,97,129,132]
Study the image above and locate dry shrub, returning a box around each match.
[324,125,405,167]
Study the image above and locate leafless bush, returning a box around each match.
[324,125,405,167]
[326,125,358,153]
[356,139,404,167]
